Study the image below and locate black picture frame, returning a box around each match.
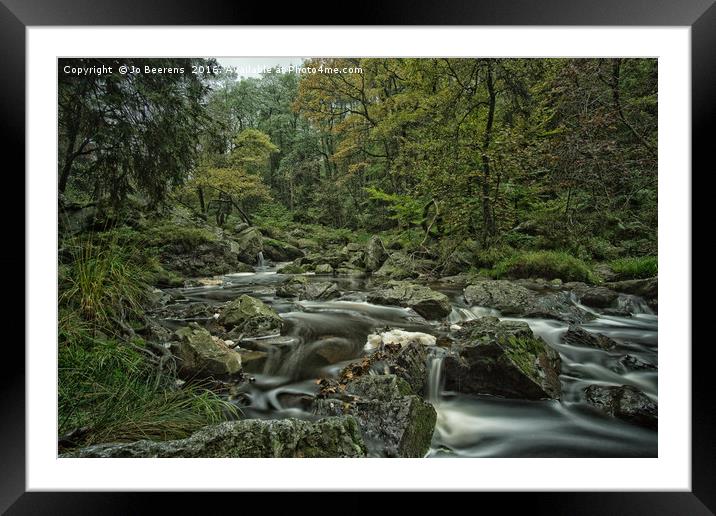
[3,1,707,513]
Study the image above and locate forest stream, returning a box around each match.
[158,262,657,458]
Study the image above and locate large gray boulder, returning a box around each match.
[262,238,304,262]
[443,317,561,399]
[276,276,341,300]
[314,375,436,458]
[219,295,283,336]
[563,282,619,308]
[169,324,242,379]
[234,227,264,264]
[364,235,388,272]
[584,384,657,430]
[367,280,451,320]
[374,252,420,280]
[314,263,334,275]
[463,280,537,315]
[464,280,594,323]
[62,417,367,458]
[162,240,253,277]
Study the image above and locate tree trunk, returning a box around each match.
[197,187,206,213]
[480,61,497,246]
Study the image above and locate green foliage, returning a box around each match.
[610,256,657,280]
[473,245,516,268]
[365,186,424,228]
[58,334,236,448]
[491,250,597,283]
[59,58,215,204]
[59,235,151,328]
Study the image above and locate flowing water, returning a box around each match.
[161,263,657,457]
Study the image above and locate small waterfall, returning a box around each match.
[256,251,266,267]
[616,294,654,315]
[427,354,445,404]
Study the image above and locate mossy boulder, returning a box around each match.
[62,417,367,458]
[233,227,264,264]
[464,280,537,315]
[443,317,561,399]
[374,251,418,280]
[169,323,242,379]
[277,262,306,274]
[314,374,436,458]
[314,263,334,275]
[364,235,388,272]
[367,280,451,320]
[219,295,283,336]
[276,276,341,300]
[262,238,304,262]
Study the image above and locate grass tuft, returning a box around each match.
[609,256,657,280]
[491,250,597,283]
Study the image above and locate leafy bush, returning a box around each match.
[491,250,597,283]
[584,237,623,261]
[610,256,657,280]
[473,245,516,268]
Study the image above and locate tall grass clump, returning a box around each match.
[58,231,237,450]
[58,335,236,446]
[609,256,657,280]
[491,250,597,283]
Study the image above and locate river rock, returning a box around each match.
[219,295,283,336]
[463,280,537,315]
[367,280,451,320]
[364,235,388,272]
[563,282,619,308]
[562,326,617,350]
[62,417,367,458]
[234,227,264,264]
[617,354,657,371]
[277,262,306,274]
[443,317,561,399]
[315,263,334,275]
[161,240,254,277]
[374,252,418,280]
[262,238,304,262]
[584,384,657,430]
[314,374,436,458]
[169,323,242,379]
[276,276,341,300]
[236,349,269,373]
[605,277,658,310]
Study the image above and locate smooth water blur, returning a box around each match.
[164,265,657,457]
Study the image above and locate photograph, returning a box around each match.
[56,56,659,459]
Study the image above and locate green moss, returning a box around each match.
[610,256,657,280]
[491,250,597,283]
[501,335,543,379]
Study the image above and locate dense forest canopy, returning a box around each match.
[59,57,657,256]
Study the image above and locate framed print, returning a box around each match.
[4,0,709,513]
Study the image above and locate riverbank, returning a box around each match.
[58,210,658,458]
